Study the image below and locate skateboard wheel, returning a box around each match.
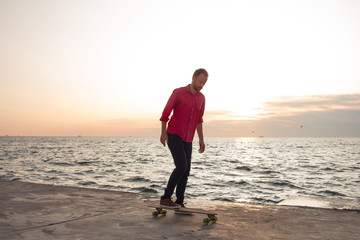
[211,216,217,223]
[152,211,159,218]
[161,210,167,216]
[203,218,210,225]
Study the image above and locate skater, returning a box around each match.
[159,68,208,208]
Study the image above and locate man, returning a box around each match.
[159,68,208,208]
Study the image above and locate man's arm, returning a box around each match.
[160,121,168,147]
[197,123,205,153]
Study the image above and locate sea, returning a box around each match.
[1,136,359,209]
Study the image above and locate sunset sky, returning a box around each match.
[1,0,360,137]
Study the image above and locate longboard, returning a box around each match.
[147,204,218,224]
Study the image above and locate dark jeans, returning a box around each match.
[161,133,192,204]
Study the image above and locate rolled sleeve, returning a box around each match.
[160,90,177,122]
[198,100,205,124]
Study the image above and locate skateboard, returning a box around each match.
[147,204,218,224]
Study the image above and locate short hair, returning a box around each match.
[193,68,208,78]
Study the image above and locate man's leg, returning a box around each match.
[161,133,188,200]
[175,141,192,205]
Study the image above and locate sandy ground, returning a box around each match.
[1,180,359,240]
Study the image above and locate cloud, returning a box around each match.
[256,93,360,118]
[205,93,360,137]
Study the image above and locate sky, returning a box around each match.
[1,0,360,137]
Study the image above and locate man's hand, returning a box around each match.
[160,132,168,147]
[160,121,168,147]
[198,140,205,153]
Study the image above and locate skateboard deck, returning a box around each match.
[147,204,218,224]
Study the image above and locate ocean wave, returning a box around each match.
[251,197,282,204]
[130,187,157,193]
[259,180,301,189]
[50,162,75,167]
[11,177,22,181]
[227,180,248,185]
[235,166,252,171]
[79,181,97,186]
[136,157,152,163]
[211,197,235,202]
[77,161,94,166]
[43,176,59,181]
[319,190,346,197]
[322,167,335,171]
[258,170,280,175]
[225,159,240,164]
[124,176,151,183]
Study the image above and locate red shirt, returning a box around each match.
[160,85,205,142]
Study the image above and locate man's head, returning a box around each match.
[191,68,208,93]
[193,68,208,79]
